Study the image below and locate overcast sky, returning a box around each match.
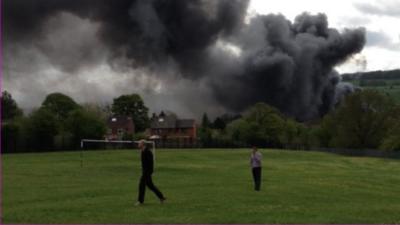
[250,0,400,73]
[3,0,400,118]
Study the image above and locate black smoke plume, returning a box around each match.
[211,13,365,120]
[3,0,365,120]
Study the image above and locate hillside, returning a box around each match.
[342,69,400,103]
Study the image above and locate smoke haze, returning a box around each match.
[3,0,365,120]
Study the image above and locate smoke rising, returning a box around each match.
[3,0,365,120]
[210,13,365,120]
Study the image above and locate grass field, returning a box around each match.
[2,149,400,224]
[363,85,400,104]
[349,79,400,103]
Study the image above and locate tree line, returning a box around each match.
[342,69,400,81]
[1,92,149,153]
[199,90,400,151]
[2,89,400,153]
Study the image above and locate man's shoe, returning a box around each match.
[160,198,167,204]
[135,201,143,206]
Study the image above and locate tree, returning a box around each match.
[1,91,23,121]
[294,123,313,150]
[243,103,286,147]
[41,93,81,150]
[213,117,226,130]
[82,103,111,121]
[112,94,149,132]
[1,122,21,153]
[280,119,298,149]
[380,106,400,151]
[201,113,211,128]
[244,103,282,124]
[41,93,80,121]
[65,109,107,148]
[226,103,286,147]
[25,108,59,151]
[226,119,252,146]
[380,122,400,151]
[320,90,396,149]
[199,113,212,146]
[198,126,213,147]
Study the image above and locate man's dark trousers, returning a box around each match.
[138,172,164,203]
[252,167,262,191]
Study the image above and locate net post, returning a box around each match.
[152,141,156,161]
[80,140,84,168]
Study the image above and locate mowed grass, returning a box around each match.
[349,79,400,103]
[2,149,400,224]
[364,85,400,103]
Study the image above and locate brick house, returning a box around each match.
[106,115,135,140]
[149,112,197,141]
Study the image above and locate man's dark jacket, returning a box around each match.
[141,147,154,174]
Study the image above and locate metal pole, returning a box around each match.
[152,141,156,162]
[80,140,83,168]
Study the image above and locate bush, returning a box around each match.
[54,132,74,150]
[380,120,400,151]
[132,132,147,141]
[225,103,286,147]
[25,108,59,151]
[1,122,21,153]
[318,90,396,149]
[65,109,107,148]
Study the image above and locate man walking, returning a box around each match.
[250,146,262,191]
[135,140,166,206]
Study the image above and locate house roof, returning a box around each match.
[177,119,196,128]
[150,115,195,129]
[107,115,133,127]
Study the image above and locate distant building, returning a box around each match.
[106,115,135,140]
[149,112,197,141]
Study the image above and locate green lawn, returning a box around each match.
[2,149,400,224]
[349,79,400,103]
[364,86,400,103]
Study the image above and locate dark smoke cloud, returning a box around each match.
[210,13,365,120]
[3,0,365,121]
[4,0,249,75]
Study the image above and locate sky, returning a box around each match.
[249,0,400,73]
[3,0,400,119]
